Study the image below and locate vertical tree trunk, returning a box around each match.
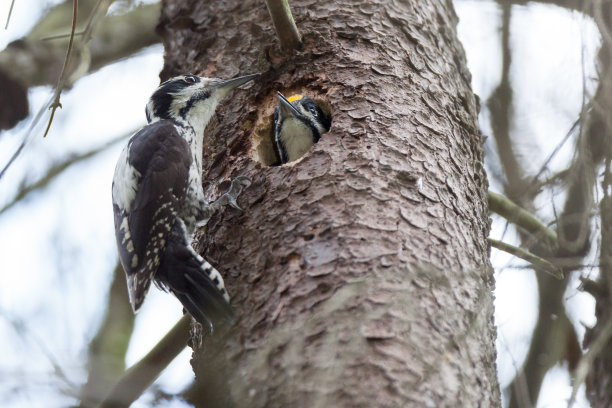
[158,0,498,406]
[583,3,612,407]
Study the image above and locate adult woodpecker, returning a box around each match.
[274,92,331,164]
[112,73,258,330]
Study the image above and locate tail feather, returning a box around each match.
[156,233,234,330]
[170,273,233,332]
[182,270,235,326]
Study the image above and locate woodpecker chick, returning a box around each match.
[112,73,258,331]
[274,93,331,164]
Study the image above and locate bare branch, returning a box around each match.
[0,3,160,133]
[80,263,135,408]
[488,190,558,249]
[0,311,78,395]
[97,315,191,408]
[0,95,53,180]
[0,130,129,214]
[483,5,585,406]
[44,0,79,138]
[570,317,612,407]
[265,0,301,51]
[4,0,15,30]
[41,31,86,41]
[488,238,563,279]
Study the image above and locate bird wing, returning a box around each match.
[112,120,192,311]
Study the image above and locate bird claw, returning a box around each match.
[210,175,251,212]
[220,175,251,211]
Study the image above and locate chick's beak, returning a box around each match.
[277,92,301,119]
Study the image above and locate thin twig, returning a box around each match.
[531,118,580,187]
[568,317,612,407]
[44,0,79,138]
[97,315,192,408]
[488,190,558,249]
[265,0,301,51]
[488,238,563,279]
[0,95,54,180]
[41,31,85,41]
[528,169,570,195]
[0,311,78,394]
[4,0,15,30]
[0,0,121,180]
[0,131,130,215]
[81,0,112,43]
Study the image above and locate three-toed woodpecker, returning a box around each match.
[112,73,258,330]
[274,93,331,164]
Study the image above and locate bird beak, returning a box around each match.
[212,73,260,96]
[277,92,301,118]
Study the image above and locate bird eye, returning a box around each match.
[184,75,198,84]
[309,107,318,116]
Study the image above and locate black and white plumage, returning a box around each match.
[112,73,258,330]
[274,93,331,164]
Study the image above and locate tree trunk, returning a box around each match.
[583,3,612,407]
[158,0,498,406]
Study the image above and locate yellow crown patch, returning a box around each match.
[288,94,304,103]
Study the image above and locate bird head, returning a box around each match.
[145,73,259,132]
[275,93,331,139]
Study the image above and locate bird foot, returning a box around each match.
[197,176,251,229]
[211,175,251,212]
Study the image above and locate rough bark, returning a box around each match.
[158,0,498,406]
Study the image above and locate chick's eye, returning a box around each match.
[184,75,197,84]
